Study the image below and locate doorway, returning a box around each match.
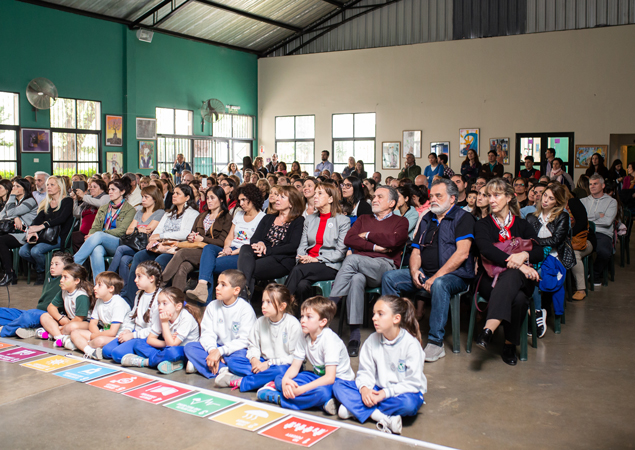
[515,132,575,177]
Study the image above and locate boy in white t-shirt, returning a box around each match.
[69,272,130,360]
[258,296,355,413]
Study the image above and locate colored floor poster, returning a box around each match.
[21,355,81,372]
[123,381,192,404]
[210,404,287,431]
[0,342,15,350]
[259,417,339,447]
[0,347,47,363]
[164,392,238,417]
[54,364,119,382]
[87,372,154,393]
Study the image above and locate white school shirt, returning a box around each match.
[130,289,161,339]
[231,210,265,248]
[293,327,355,381]
[150,308,199,345]
[90,295,131,328]
[356,329,427,398]
[246,314,303,366]
[199,297,256,356]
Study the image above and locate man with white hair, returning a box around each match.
[381,178,475,362]
[123,172,141,207]
[33,172,49,205]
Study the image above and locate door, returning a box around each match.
[515,132,574,177]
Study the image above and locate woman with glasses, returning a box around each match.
[341,176,371,224]
[512,177,529,208]
[186,184,265,304]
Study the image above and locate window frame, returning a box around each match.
[0,91,20,178]
[49,97,101,177]
[275,115,315,173]
[331,112,376,175]
[156,106,194,137]
[212,113,255,171]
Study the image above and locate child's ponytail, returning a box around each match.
[161,286,203,335]
[376,295,421,344]
[63,263,95,309]
[131,260,163,323]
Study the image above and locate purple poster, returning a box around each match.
[0,347,47,363]
[21,128,51,153]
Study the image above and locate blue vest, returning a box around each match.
[414,205,475,279]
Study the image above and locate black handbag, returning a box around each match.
[29,225,61,245]
[0,219,16,235]
[120,228,148,252]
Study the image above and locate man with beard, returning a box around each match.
[381,178,475,362]
[314,150,334,177]
[328,186,409,357]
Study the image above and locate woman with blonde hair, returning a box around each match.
[225,162,243,183]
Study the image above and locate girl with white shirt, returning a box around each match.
[122,184,199,304]
[102,261,162,363]
[120,287,201,374]
[214,284,302,391]
[333,295,426,435]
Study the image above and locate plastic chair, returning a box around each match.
[466,294,536,361]
[417,287,470,353]
[42,218,77,285]
[312,280,333,298]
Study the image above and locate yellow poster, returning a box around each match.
[210,404,287,432]
[21,355,82,372]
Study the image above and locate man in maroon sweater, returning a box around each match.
[329,186,409,357]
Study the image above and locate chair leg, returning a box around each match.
[588,257,594,291]
[520,313,528,361]
[530,299,537,349]
[583,257,589,294]
[450,294,460,354]
[610,254,615,282]
[466,298,477,353]
[620,238,626,267]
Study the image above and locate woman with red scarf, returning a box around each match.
[74,178,136,282]
[473,179,544,365]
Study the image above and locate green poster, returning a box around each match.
[164,392,237,417]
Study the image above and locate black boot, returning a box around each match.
[0,270,13,286]
[501,343,518,366]
[34,272,45,286]
[476,328,493,350]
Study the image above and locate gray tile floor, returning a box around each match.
[1,257,634,449]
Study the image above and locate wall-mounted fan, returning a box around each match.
[26,77,58,121]
[200,98,225,132]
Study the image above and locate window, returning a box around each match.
[156,107,193,135]
[332,113,376,175]
[275,116,315,173]
[213,114,254,171]
[0,92,19,178]
[156,107,194,175]
[50,98,100,177]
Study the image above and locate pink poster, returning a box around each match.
[0,347,47,363]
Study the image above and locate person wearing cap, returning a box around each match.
[124,172,142,208]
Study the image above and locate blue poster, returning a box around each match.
[54,364,119,382]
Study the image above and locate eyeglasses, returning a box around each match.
[419,227,439,249]
[220,183,229,188]
[341,183,353,188]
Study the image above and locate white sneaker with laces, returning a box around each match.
[62,336,77,351]
[16,328,37,339]
[323,398,337,415]
[338,404,351,420]
[376,415,402,435]
[215,367,242,387]
[121,353,147,367]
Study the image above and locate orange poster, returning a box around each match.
[210,404,287,431]
[259,417,339,447]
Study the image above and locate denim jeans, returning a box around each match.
[532,267,543,310]
[198,245,239,298]
[19,238,61,273]
[381,269,468,345]
[108,245,136,288]
[123,250,173,304]
[74,232,121,282]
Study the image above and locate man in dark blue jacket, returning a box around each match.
[381,178,475,362]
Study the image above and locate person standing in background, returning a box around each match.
[172,153,192,184]
[314,150,334,176]
[398,153,421,180]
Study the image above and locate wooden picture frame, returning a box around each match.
[459,128,479,157]
[575,145,607,169]
[382,142,400,169]
[136,117,157,140]
[402,130,422,158]
[105,115,123,147]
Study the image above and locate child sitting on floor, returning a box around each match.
[214,283,302,391]
[102,261,162,363]
[257,296,354,414]
[183,269,256,378]
[121,287,200,374]
[333,295,426,435]
[68,271,130,359]
[37,263,93,346]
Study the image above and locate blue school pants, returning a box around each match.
[274,371,333,410]
[0,309,46,337]
[222,349,290,392]
[332,379,424,423]
[129,339,185,368]
[102,337,140,364]
[183,342,228,378]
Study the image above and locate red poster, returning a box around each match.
[87,372,153,393]
[123,382,191,404]
[259,417,339,447]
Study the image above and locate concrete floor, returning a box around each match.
[1,258,635,450]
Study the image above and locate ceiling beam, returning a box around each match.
[131,0,173,27]
[195,0,303,32]
[320,0,345,6]
[154,0,194,27]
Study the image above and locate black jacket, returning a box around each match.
[32,197,74,251]
[525,211,570,263]
[474,215,544,268]
[250,213,305,271]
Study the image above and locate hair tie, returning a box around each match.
[183,301,187,306]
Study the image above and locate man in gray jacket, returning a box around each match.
[581,174,617,285]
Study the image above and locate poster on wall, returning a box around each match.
[136,117,157,140]
[575,145,607,169]
[459,129,479,157]
[139,141,155,169]
[382,142,400,169]
[105,115,123,147]
[430,141,450,165]
[402,131,422,158]
[106,152,124,174]
[489,138,510,165]
[21,128,50,153]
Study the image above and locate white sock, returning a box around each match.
[84,345,95,356]
[371,409,388,423]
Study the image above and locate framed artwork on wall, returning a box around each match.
[430,141,450,165]
[459,128,479,157]
[21,128,50,153]
[382,142,400,169]
[136,117,157,140]
[402,130,422,158]
[489,137,510,165]
[139,141,155,169]
[105,152,123,174]
[105,115,123,147]
[575,145,607,169]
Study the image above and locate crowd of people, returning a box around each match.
[0,147,629,434]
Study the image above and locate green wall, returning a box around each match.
[0,0,258,176]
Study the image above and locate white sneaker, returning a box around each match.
[535,309,547,339]
[423,343,446,362]
[214,367,241,388]
[185,361,197,374]
[121,353,147,367]
[376,415,402,435]
[36,328,51,340]
[323,398,337,415]
[62,336,77,351]
[338,404,352,420]
[83,348,103,361]
[16,328,37,339]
